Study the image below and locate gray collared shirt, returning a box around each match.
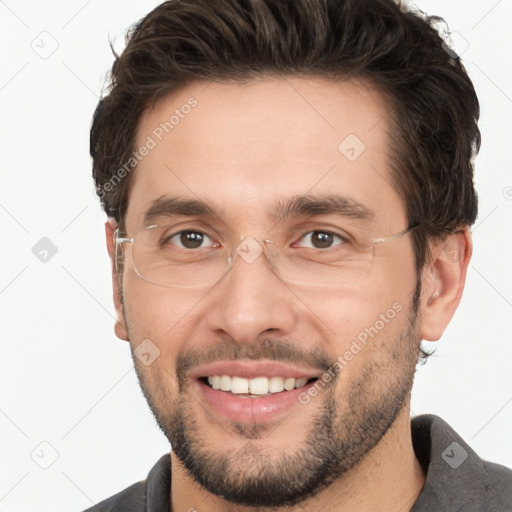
[82,415,512,511]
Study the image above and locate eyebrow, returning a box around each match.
[269,194,374,224]
[143,194,374,226]
[144,196,221,225]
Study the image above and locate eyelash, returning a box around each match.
[162,228,349,250]
[293,231,346,249]
[163,230,217,249]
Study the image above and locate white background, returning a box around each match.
[0,1,511,510]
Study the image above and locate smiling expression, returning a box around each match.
[111,77,423,506]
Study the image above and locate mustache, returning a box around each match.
[176,338,333,380]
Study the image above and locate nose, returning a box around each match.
[206,238,297,344]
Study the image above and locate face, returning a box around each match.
[114,78,422,507]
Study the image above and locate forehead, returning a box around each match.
[126,77,405,231]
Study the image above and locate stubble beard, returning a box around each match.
[126,285,422,508]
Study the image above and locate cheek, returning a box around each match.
[122,280,208,400]
[296,268,416,371]
[298,279,411,338]
[324,300,415,411]
[122,272,208,351]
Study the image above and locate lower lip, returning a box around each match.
[195,379,315,424]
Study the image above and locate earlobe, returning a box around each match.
[105,219,129,342]
[419,228,472,341]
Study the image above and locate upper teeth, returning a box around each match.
[207,375,309,395]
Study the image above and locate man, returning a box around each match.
[87,0,512,510]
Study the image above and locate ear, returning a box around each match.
[105,218,129,342]
[419,228,472,341]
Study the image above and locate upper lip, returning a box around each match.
[189,360,322,380]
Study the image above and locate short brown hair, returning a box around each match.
[91,0,480,272]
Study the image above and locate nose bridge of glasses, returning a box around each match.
[231,235,277,267]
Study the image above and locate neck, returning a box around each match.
[170,406,425,512]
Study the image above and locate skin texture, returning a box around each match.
[105,77,472,511]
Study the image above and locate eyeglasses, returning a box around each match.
[115,222,418,288]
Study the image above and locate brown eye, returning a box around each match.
[169,231,213,249]
[296,231,344,249]
[311,232,334,248]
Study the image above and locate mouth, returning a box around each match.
[190,361,323,424]
[201,375,317,397]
